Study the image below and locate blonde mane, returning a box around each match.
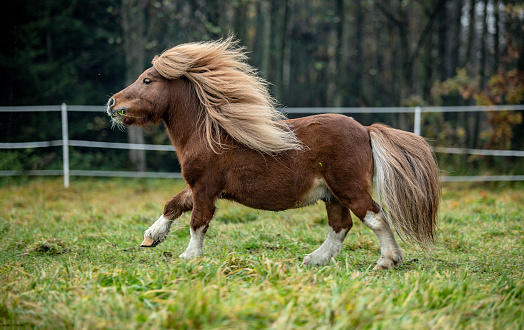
[152,38,302,154]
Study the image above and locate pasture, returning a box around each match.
[1,178,523,328]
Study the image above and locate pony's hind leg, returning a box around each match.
[141,187,193,247]
[361,209,403,270]
[303,200,352,266]
[327,181,402,270]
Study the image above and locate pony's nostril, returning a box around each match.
[108,97,115,110]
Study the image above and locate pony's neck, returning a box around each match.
[162,78,206,159]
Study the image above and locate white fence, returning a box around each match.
[1,104,523,187]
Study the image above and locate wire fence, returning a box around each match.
[1,104,523,187]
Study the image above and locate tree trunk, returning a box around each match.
[234,1,247,41]
[465,0,476,65]
[259,0,271,79]
[437,3,449,81]
[469,0,489,150]
[282,0,293,95]
[398,4,410,106]
[270,0,288,101]
[464,0,477,149]
[479,0,489,87]
[397,3,411,130]
[354,0,364,106]
[492,0,500,72]
[422,27,434,100]
[326,28,338,106]
[121,0,149,172]
[451,0,463,73]
[332,0,352,107]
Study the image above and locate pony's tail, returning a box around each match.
[369,124,440,248]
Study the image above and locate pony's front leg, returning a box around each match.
[303,201,353,266]
[179,192,216,259]
[141,187,193,247]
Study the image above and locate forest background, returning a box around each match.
[1,0,523,176]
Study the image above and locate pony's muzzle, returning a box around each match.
[106,98,128,118]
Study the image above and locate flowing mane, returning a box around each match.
[152,38,302,154]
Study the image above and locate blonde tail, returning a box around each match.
[369,124,440,247]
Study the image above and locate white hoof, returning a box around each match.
[303,253,332,266]
[179,248,202,259]
[141,215,173,247]
[140,236,156,247]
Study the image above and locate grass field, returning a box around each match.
[1,178,523,329]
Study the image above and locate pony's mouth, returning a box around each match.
[108,107,142,128]
[107,106,128,128]
[109,108,127,119]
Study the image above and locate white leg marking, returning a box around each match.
[303,227,348,266]
[143,215,174,246]
[179,227,206,259]
[363,211,403,269]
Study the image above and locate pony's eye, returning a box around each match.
[143,78,152,85]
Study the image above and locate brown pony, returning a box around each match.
[107,39,440,270]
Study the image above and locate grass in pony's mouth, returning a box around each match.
[109,109,140,130]
[110,109,126,118]
[111,109,140,119]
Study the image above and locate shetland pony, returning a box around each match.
[107,39,440,269]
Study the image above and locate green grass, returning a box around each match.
[1,178,523,329]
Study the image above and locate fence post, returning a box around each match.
[414,106,421,135]
[61,103,70,188]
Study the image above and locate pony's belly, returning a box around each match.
[295,178,333,208]
[222,177,333,211]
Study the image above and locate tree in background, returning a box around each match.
[119,0,158,172]
[4,0,522,109]
[1,0,125,105]
[431,3,523,152]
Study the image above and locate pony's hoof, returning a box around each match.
[374,254,403,270]
[303,254,330,266]
[179,252,197,259]
[140,236,156,247]
[179,248,202,259]
[373,264,389,271]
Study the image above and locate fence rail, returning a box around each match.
[1,104,523,187]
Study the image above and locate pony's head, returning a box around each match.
[107,67,175,128]
[108,38,302,153]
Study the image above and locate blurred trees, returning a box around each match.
[4,0,522,108]
[1,0,125,105]
[2,0,523,173]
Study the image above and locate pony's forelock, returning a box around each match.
[152,38,302,154]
